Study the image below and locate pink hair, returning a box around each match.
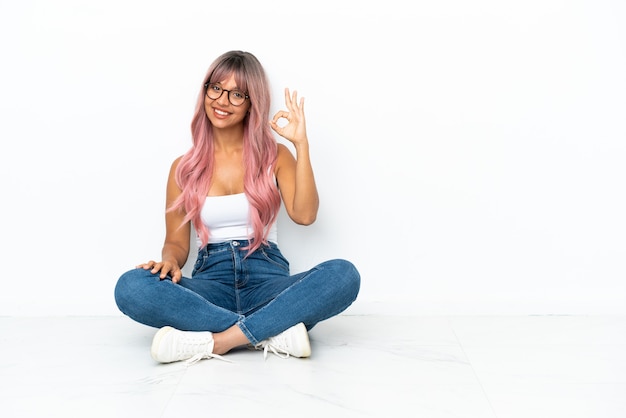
[168,51,281,255]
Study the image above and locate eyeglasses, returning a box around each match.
[204,83,249,106]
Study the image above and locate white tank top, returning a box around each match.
[197,193,278,246]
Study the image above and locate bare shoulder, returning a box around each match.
[167,155,185,176]
[171,155,184,169]
[276,143,295,164]
[166,155,185,190]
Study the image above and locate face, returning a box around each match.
[204,73,251,129]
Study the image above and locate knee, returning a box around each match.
[114,268,153,313]
[324,259,361,300]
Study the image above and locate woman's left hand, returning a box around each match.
[270,88,308,147]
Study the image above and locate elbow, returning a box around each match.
[292,212,317,226]
[288,201,319,226]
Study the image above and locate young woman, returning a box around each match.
[114,50,360,364]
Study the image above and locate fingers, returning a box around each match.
[136,260,156,270]
[271,110,289,124]
[282,88,293,108]
[272,88,304,124]
[136,260,181,282]
[170,270,183,283]
[284,88,304,113]
[270,87,306,142]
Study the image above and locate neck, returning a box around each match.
[213,126,244,153]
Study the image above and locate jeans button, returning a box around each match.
[232,240,239,247]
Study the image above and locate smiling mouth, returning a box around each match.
[214,109,229,116]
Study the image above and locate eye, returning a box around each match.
[210,84,222,93]
[232,90,245,99]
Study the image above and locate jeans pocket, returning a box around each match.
[192,253,208,276]
[260,245,290,272]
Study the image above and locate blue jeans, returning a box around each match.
[114,240,360,345]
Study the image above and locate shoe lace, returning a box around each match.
[256,335,290,360]
[185,351,232,366]
[175,336,232,366]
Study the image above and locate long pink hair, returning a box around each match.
[168,51,281,254]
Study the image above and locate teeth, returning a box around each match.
[215,109,228,116]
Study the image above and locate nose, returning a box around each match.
[216,89,230,105]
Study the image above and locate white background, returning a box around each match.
[1,0,624,316]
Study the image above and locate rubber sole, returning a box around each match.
[150,326,174,362]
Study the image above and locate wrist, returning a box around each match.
[293,139,310,152]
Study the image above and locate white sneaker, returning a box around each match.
[151,326,229,365]
[255,323,311,360]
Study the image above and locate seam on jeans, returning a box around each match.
[259,247,290,272]
[237,321,258,345]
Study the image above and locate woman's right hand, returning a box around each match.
[137,260,183,283]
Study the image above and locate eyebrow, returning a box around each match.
[213,82,243,90]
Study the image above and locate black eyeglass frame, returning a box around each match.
[204,82,250,106]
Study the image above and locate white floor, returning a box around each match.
[1,315,625,418]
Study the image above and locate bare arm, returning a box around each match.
[137,156,190,283]
[271,88,319,225]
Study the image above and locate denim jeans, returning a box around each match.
[114,240,360,345]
